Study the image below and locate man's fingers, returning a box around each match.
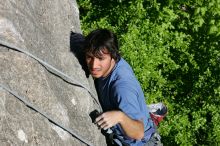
[94,112,116,130]
[94,114,103,124]
[95,115,106,128]
[97,120,105,126]
[100,122,109,129]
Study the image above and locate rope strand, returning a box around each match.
[0,40,104,146]
[0,40,102,111]
[0,84,93,146]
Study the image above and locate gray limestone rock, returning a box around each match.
[0,0,106,145]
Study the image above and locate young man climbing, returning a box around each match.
[84,28,163,146]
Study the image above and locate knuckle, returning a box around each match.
[101,113,106,117]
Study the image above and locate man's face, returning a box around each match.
[85,49,116,78]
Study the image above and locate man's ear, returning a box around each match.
[111,57,116,63]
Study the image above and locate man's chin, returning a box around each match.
[91,73,102,78]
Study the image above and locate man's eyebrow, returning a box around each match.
[85,53,103,59]
[86,53,94,57]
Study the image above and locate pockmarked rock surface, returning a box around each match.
[0,0,106,145]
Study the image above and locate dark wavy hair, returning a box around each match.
[83,28,121,62]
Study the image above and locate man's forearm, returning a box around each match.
[95,111,145,140]
[118,111,144,140]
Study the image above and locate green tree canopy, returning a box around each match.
[77,0,220,145]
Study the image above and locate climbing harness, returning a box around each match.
[0,40,103,146]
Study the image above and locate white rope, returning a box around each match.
[0,40,102,111]
[0,40,104,146]
[0,84,93,146]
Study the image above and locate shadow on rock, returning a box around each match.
[70,31,89,77]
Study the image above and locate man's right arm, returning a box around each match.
[95,110,145,140]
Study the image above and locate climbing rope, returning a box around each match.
[0,40,102,111]
[0,84,93,146]
[0,40,103,146]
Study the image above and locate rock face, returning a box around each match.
[0,0,106,145]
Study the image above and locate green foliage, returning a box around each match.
[77,0,220,145]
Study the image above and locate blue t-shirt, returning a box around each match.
[95,58,155,146]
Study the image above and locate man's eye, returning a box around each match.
[86,55,92,59]
[99,57,105,61]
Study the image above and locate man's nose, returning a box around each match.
[90,58,99,68]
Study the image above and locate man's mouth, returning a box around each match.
[90,69,101,74]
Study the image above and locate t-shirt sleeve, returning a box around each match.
[110,80,145,121]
